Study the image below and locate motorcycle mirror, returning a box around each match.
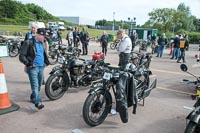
[180,64,188,72]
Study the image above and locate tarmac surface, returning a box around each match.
[0,40,200,133]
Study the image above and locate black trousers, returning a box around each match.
[102,43,107,55]
[119,53,130,70]
[82,42,88,55]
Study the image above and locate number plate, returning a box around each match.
[103,72,112,80]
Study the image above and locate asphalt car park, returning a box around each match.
[0,41,199,133]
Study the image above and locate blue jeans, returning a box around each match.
[157,45,164,57]
[27,66,44,105]
[171,48,180,59]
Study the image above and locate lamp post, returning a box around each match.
[112,12,115,35]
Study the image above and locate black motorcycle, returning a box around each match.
[48,43,81,65]
[180,64,200,133]
[45,54,106,100]
[82,53,157,127]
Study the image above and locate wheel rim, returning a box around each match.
[88,94,106,122]
[49,76,64,97]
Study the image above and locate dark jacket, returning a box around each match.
[173,37,180,48]
[116,72,137,114]
[100,34,108,45]
[19,38,50,67]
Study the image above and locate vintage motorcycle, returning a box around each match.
[82,53,157,127]
[180,64,200,133]
[45,53,106,100]
[48,43,81,65]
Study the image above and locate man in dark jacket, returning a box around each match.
[80,27,89,55]
[100,31,108,56]
[19,28,50,110]
[156,33,167,57]
[177,34,189,63]
[170,35,180,59]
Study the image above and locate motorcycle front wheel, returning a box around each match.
[82,90,112,127]
[185,121,200,133]
[45,74,69,100]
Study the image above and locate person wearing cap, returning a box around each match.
[116,29,132,69]
[19,28,50,110]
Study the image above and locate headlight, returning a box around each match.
[58,56,65,64]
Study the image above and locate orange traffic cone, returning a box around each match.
[0,59,19,115]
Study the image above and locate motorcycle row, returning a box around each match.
[110,39,158,54]
[45,43,157,127]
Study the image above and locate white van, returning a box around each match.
[29,21,45,29]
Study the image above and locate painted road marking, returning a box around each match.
[157,86,196,95]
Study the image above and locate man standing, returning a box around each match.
[177,34,189,63]
[19,28,50,110]
[117,29,132,69]
[130,32,137,51]
[100,31,108,56]
[157,33,167,57]
[80,27,89,55]
[24,24,37,41]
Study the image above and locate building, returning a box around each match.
[58,16,96,26]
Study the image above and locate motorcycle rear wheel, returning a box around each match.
[9,45,20,57]
[45,74,69,100]
[82,90,112,127]
[185,121,200,133]
[110,43,116,50]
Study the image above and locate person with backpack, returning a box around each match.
[100,31,109,56]
[80,27,89,55]
[177,34,189,63]
[156,33,167,57]
[19,28,50,110]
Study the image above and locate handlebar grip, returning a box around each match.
[183,79,189,82]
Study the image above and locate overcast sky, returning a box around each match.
[18,0,200,25]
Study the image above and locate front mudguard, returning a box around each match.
[186,106,200,124]
[88,84,112,113]
[49,65,62,75]
[51,71,70,89]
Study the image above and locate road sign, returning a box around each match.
[131,22,136,26]
[0,44,8,58]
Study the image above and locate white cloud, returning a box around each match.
[18,0,200,25]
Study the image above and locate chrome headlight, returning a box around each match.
[58,56,65,64]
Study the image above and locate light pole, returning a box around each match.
[112,12,115,35]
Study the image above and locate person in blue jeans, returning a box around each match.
[19,28,50,110]
[170,35,180,59]
[156,33,167,57]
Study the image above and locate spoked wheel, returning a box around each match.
[82,90,112,127]
[9,45,20,57]
[185,121,200,133]
[45,74,69,100]
[110,42,116,50]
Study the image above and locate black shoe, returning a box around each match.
[35,103,44,110]
[177,61,181,63]
[42,80,45,85]
[170,58,173,59]
[30,98,35,104]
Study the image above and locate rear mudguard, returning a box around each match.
[142,75,157,98]
[186,106,200,124]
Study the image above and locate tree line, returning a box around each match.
[0,0,62,25]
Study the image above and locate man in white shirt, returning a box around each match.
[116,29,132,69]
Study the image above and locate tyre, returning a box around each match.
[110,42,116,50]
[185,121,200,133]
[82,90,112,127]
[9,45,20,57]
[45,74,69,100]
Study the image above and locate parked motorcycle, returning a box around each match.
[48,43,81,65]
[45,53,106,100]
[82,53,157,127]
[110,39,120,50]
[180,64,200,133]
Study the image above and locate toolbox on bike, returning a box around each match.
[92,52,104,60]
